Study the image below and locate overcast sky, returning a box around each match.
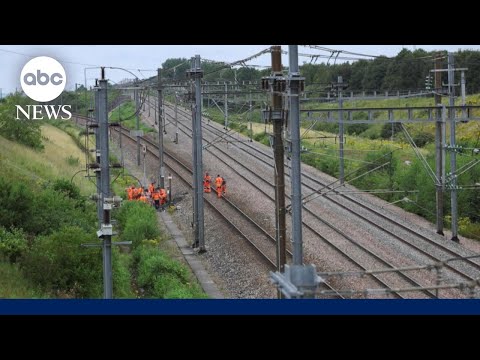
[1,45,479,95]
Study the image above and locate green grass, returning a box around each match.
[0,261,48,298]
[0,124,96,195]
[116,201,208,298]
[303,94,480,144]
[109,101,154,133]
[133,244,208,299]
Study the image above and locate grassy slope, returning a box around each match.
[0,124,96,195]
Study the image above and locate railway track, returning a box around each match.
[187,109,480,285]
[140,101,437,298]
[155,100,480,297]
[128,126,343,298]
[75,114,342,298]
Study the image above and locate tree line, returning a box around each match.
[159,48,480,94]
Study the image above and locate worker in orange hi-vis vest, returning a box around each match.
[203,172,212,193]
[131,186,138,200]
[221,180,226,197]
[136,186,144,200]
[148,182,155,195]
[127,185,134,200]
[159,188,167,206]
[139,192,149,204]
[152,188,161,210]
[215,175,223,197]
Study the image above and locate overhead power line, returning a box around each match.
[302,45,386,59]
[203,47,273,76]
[0,47,158,73]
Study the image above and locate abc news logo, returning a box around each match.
[16,56,72,120]
[23,70,64,86]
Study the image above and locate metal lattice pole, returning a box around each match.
[289,45,303,266]
[135,81,141,166]
[187,57,205,252]
[224,82,228,129]
[191,82,198,245]
[448,53,459,242]
[98,69,113,299]
[94,80,102,227]
[249,90,253,142]
[270,46,286,273]
[158,69,165,189]
[338,76,345,185]
[119,102,123,167]
[175,92,179,144]
[434,54,444,235]
[194,55,205,252]
[461,70,466,120]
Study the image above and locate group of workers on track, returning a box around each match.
[126,183,167,210]
[203,172,226,198]
[126,172,226,210]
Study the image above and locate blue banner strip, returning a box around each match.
[1,299,480,315]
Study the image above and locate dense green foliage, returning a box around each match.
[21,226,103,298]
[115,200,207,298]
[0,227,28,263]
[114,201,161,249]
[55,85,122,116]
[109,101,154,133]
[300,139,480,240]
[0,94,44,150]
[0,174,132,298]
[132,244,207,299]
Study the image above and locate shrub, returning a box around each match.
[115,201,160,249]
[346,122,369,135]
[412,132,435,147]
[26,189,96,236]
[0,227,28,263]
[0,94,44,150]
[253,132,267,143]
[21,226,103,298]
[380,122,403,139]
[133,244,207,299]
[0,177,33,230]
[51,179,82,201]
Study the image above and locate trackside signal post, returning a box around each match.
[269,45,322,298]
